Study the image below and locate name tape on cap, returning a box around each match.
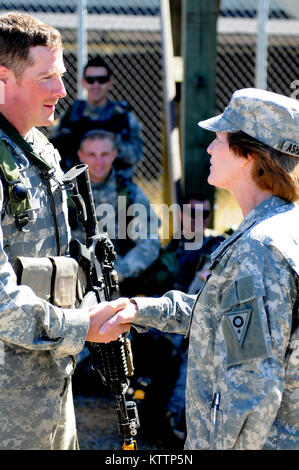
[281,141,299,157]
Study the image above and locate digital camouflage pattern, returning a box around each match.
[133,196,299,450]
[0,128,90,449]
[72,167,160,284]
[52,99,143,177]
[198,88,299,157]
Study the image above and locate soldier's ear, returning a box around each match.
[107,79,113,91]
[81,77,88,89]
[77,149,83,162]
[0,65,10,85]
[0,67,10,104]
[111,148,117,162]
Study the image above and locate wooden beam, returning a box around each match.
[181,0,219,209]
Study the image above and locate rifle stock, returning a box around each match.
[63,164,139,450]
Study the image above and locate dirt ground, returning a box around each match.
[74,393,159,451]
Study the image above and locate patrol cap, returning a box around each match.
[198,88,299,157]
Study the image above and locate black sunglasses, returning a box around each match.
[84,75,110,84]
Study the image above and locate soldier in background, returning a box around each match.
[74,129,160,295]
[131,193,225,296]
[51,56,143,179]
[0,12,129,450]
[100,88,299,450]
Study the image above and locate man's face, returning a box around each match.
[78,137,117,183]
[81,66,112,106]
[2,46,66,136]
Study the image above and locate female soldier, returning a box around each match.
[100,88,299,450]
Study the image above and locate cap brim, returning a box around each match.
[198,114,239,133]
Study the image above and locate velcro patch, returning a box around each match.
[225,309,251,347]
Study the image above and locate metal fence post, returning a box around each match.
[77,0,88,99]
[255,0,269,89]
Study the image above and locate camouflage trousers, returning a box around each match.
[0,378,78,450]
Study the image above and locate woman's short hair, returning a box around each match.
[228,130,299,202]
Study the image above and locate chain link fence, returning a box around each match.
[217,0,299,112]
[214,0,299,232]
[0,0,298,224]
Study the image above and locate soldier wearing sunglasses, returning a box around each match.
[51,56,143,179]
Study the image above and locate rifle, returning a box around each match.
[62,164,139,450]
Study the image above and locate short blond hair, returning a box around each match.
[0,12,63,80]
[228,131,299,202]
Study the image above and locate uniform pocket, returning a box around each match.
[14,256,53,301]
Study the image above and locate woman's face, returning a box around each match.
[207,132,247,191]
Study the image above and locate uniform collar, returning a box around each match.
[239,196,289,231]
[211,196,291,262]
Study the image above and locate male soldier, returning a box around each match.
[74,129,160,295]
[51,56,143,178]
[0,12,129,450]
[135,193,225,296]
[177,193,225,293]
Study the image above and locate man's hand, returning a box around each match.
[86,297,132,343]
[98,300,139,343]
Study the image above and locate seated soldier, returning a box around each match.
[51,56,143,179]
[175,193,226,292]
[71,129,160,297]
[135,193,225,296]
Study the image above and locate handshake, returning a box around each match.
[86,297,139,344]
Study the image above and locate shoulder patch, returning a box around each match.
[225,309,251,347]
[222,297,272,367]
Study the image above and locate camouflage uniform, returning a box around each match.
[51,99,143,178]
[133,196,299,450]
[72,167,160,286]
[0,127,90,449]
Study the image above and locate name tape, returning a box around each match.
[281,141,299,157]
